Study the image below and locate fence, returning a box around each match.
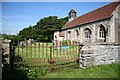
[12,40,80,72]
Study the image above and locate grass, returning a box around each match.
[41,63,119,78]
[13,42,119,78]
[4,41,119,79]
[0,35,4,40]
[3,62,119,79]
[15,42,79,64]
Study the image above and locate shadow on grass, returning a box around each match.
[2,41,29,80]
[2,64,29,80]
[2,54,29,80]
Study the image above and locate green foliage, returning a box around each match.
[16,66,48,78]
[43,63,119,78]
[18,25,37,40]
[62,40,71,46]
[14,66,38,78]
[18,16,68,42]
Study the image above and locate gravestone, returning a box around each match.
[52,40,56,46]
[27,39,31,47]
[19,41,25,48]
[31,39,34,44]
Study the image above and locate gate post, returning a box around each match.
[50,46,52,61]
[77,43,84,67]
[10,40,14,70]
[48,46,55,72]
[2,40,12,71]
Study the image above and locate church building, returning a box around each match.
[54,2,120,44]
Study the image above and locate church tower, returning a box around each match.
[68,9,77,22]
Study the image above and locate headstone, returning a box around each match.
[31,39,34,44]
[52,40,56,46]
[27,40,31,47]
[19,41,25,48]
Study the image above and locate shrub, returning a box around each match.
[62,40,71,46]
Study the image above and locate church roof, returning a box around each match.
[63,2,120,29]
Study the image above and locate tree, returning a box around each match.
[18,16,68,42]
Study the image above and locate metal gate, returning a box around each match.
[12,40,80,71]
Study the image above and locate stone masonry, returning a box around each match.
[1,40,11,69]
[80,43,119,68]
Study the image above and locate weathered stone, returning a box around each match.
[2,40,11,71]
[80,44,119,68]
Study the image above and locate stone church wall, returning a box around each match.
[80,44,119,68]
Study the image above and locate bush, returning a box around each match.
[62,40,71,46]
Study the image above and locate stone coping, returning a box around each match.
[93,42,120,46]
[81,42,120,46]
[1,40,11,44]
[81,50,93,53]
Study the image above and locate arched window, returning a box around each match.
[55,35,57,40]
[99,24,106,39]
[67,31,71,40]
[84,28,91,39]
[75,29,79,39]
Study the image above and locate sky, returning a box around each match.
[2,2,110,35]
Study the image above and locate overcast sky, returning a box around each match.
[2,2,110,35]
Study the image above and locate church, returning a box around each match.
[54,2,120,67]
[54,2,120,44]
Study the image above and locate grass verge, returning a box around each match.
[41,63,119,78]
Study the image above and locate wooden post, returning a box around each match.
[26,41,28,58]
[38,42,40,58]
[22,41,24,56]
[46,43,48,59]
[18,41,19,56]
[30,41,32,58]
[50,46,52,62]
[42,42,44,58]
[34,42,36,58]
[48,46,55,72]
[10,40,14,70]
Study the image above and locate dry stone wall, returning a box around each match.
[80,44,119,68]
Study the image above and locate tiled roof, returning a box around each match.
[63,2,120,29]
[59,32,65,37]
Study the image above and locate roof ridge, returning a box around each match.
[63,2,119,29]
[76,2,118,21]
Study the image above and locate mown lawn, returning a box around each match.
[2,63,119,79]
[15,42,79,64]
[41,63,119,78]
[13,42,119,78]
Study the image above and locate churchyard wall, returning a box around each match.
[80,43,119,67]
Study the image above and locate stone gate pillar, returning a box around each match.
[79,43,84,67]
[2,40,11,70]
